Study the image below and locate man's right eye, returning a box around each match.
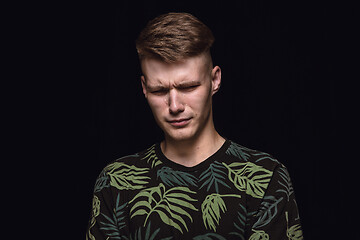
[151,89,167,95]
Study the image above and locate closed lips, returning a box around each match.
[168,118,191,123]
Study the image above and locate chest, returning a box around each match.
[126,165,248,239]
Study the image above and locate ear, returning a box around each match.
[211,66,221,96]
[141,75,148,98]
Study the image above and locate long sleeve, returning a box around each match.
[247,164,304,239]
[86,168,130,240]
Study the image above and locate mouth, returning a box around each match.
[167,118,192,127]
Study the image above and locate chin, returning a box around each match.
[164,128,197,142]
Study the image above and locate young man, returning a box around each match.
[87,12,303,239]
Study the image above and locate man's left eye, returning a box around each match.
[182,85,199,91]
[152,90,167,94]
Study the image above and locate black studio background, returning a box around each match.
[19,1,354,239]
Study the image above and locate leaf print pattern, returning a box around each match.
[87,140,303,239]
[91,195,101,225]
[99,193,128,239]
[201,193,241,231]
[249,230,269,240]
[225,141,251,161]
[157,166,198,187]
[229,204,247,240]
[276,165,294,201]
[222,162,273,199]
[142,144,162,168]
[106,162,150,190]
[94,169,110,193]
[253,153,279,164]
[287,225,303,240]
[286,211,304,240]
[130,221,173,240]
[86,195,101,240]
[199,161,230,193]
[193,233,227,240]
[129,183,198,234]
[252,196,283,229]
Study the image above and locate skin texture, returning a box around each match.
[140,53,224,167]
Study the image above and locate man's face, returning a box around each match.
[140,54,221,142]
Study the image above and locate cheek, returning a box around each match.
[147,97,166,116]
[189,89,212,112]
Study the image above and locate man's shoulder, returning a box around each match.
[101,143,158,173]
[225,140,281,171]
[93,144,157,193]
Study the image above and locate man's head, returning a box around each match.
[137,13,221,142]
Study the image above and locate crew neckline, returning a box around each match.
[155,139,230,172]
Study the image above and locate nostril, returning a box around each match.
[168,91,185,114]
[169,102,185,114]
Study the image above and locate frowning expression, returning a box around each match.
[140,54,221,142]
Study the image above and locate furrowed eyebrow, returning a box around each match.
[146,84,168,91]
[175,80,201,88]
[145,80,201,91]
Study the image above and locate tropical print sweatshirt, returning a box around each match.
[86,140,304,239]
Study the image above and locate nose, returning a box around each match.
[168,89,185,115]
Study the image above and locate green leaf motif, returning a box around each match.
[253,196,283,229]
[287,224,303,240]
[129,221,173,240]
[90,195,100,225]
[105,162,150,190]
[201,193,241,232]
[129,183,198,234]
[94,169,110,193]
[142,145,162,168]
[87,195,101,240]
[193,233,227,240]
[99,193,127,239]
[249,230,269,240]
[226,142,252,161]
[157,166,198,187]
[286,211,304,240]
[229,204,247,240]
[199,161,230,193]
[254,152,279,164]
[222,162,273,199]
[276,165,294,201]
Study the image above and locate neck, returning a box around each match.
[160,128,225,167]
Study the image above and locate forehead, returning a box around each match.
[141,55,210,85]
